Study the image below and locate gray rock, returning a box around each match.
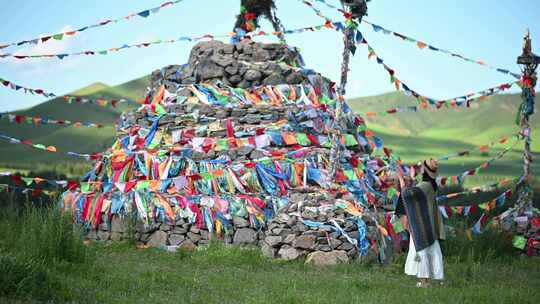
[190,226,201,234]
[228,75,242,84]
[147,231,167,247]
[338,242,355,251]
[211,54,233,67]
[200,230,209,240]
[263,73,285,85]
[286,71,304,84]
[275,213,291,224]
[305,251,349,266]
[317,245,333,252]
[237,80,250,89]
[293,235,316,250]
[261,242,277,258]
[222,44,235,54]
[265,235,282,247]
[233,228,257,245]
[111,216,126,233]
[168,234,185,246]
[97,230,110,241]
[232,216,250,228]
[160,224,171,232]
[187,232,202,243]
[110,232,123,242]
[283,234,296,244]
[295,222,308,232]
[278,245,301,260]
[172,227,188,234]
[252,49,270,61]
[198,240,210,246]
[225,64,239,75]
[196,59,224,80]
[244,69,262,81]
[86,230,98,240]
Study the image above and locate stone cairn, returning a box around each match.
[59,40,394,265]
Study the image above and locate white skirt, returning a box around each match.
[404,237,444,280]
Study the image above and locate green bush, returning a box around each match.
[0,253,68,301]
[0,207,89,301]
[15,207,88,265]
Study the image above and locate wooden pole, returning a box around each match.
[517,29,539,210]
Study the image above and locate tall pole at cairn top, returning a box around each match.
[517,29,540,210]
[329,0,368,181]
[232,0,286,43]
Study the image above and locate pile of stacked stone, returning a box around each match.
[60,40,393,264]
[149,40,328,93]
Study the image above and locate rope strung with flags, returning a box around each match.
[360,82,520,118]
[361,19,521,79]
[1,76,137,107]
[0,112,106,128]
[435,133,520,161]
[0,20,341,61]
[0,0,187,51]
[435,138,522,187]
[0,77,56,98]
[0,133,101,160]
[307,0,520,79]
[362,40,520,108]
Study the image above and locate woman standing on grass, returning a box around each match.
[399,159,446,287]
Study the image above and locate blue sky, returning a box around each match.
[0,0,538,112]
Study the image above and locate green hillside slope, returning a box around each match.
[349,92,540,185]
[0,76,148,171]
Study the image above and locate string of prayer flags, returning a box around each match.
[361,41,518,108]
[0,76,136,106]
[361,82,518,119]
[0,133,100,160]
[0,21,343,61]
[436,133,520,161]
[0,113,105,128]
[61,95,134,108]
[0,172,73,190]
[0,183,58,197]
[361,20,521,79]
[0,77,56,98]
[0,0,186,50]
[435,139,522,187]
[436,178,516,203]
[307,0,521,79]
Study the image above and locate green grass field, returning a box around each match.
[2,240,539,304]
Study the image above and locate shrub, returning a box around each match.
[0,252,66,301]
[16,207,88,265]
[0,207,89,301]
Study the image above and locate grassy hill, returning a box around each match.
[0,76,149,174]
[0,77,537,186]
[349,92,540,185]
